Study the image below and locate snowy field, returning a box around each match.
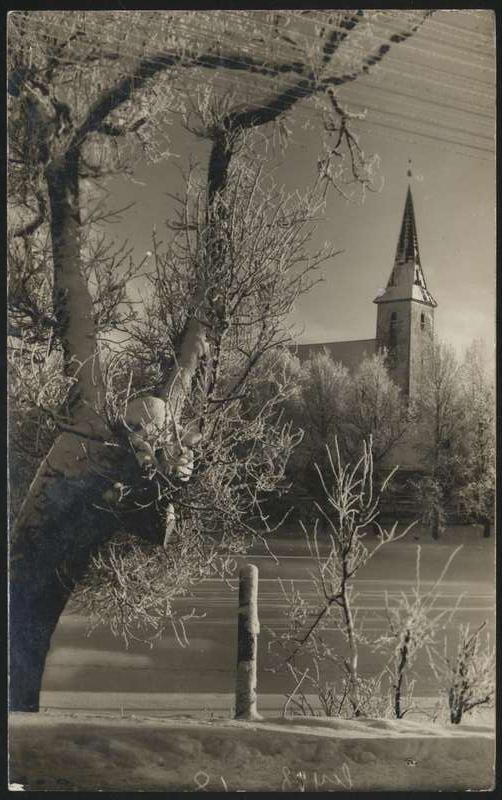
[41,528,495,697]
[37,690,495,726]
[9,711,495,792]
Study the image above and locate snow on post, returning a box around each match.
[235,564,262,720]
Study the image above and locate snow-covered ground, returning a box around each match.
[37,690,495,726]
[41,531,495,699]
[9,711,495,792]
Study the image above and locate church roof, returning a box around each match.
[397,185,421,264]
[293,338,376,369]
[374,185,437,307]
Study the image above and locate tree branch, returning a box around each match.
[321,11,432,88]
[96,117,147,137]
[69,47,314,152]
[10,191,47,238]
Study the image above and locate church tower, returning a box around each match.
[374,181,437,398]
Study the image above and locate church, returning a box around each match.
[294,179,438,472]
[295,181,437,399]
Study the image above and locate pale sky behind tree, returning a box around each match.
[102,9,495,363]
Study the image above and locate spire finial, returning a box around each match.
[407,158,413,179]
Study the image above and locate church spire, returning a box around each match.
[374,172,436,308]
[395,185,421,266]
[374,165,438,401]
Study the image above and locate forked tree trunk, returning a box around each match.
[9,144,117,711]
[9,140,219,711]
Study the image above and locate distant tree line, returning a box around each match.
[258,339,494,538]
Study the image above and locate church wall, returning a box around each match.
[376,299,435,470]
[294,339,376,371]
[376,299,412,395]
[409,301,434,399]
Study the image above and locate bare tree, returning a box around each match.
[374,545,463,719]
[284,350,411,514]
[413,341,463,538]
[454,341,495,537]
[70,141,331,643]
[268,439,415,716]
[429,622,495,724]
[347,351,412,463]
[290,352,352,505]
[278,631,393,720]
[413,338,495,539]
[8,10,432,711]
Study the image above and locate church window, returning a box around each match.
[420,312,426,330]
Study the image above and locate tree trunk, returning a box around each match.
[157,131,233,416]
[158,315,208,417]
[9,131,234,713]
[448,688,460,723]
[9,147,115,711]
[340,579,360,716]
[9,538,89,712]
[482,517,491,538]
[46,152,104,410]
[8,423,155,711]
[394,630,410,719]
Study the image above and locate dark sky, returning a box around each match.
[101,9,495,359]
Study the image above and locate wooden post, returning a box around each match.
[235,564,262,720]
